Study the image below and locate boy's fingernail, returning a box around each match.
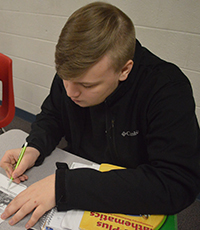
[13,173,18,179]
[1,213,6,219]
[9,219,14,225]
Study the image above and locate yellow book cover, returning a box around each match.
[79,164,177,230]
[79,211,167,230]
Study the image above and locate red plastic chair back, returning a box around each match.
[0,53,15,128]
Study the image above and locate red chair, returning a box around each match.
[0,53,15,132]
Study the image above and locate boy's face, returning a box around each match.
[63,55,132,107]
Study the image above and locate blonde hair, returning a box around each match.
[55,1,136,80]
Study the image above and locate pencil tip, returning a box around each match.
[7,180,12,190]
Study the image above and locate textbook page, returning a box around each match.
[0,173,27,224]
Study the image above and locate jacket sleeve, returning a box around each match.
[55,74,200,215]
[26,74,66,165]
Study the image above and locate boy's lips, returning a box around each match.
[71,98,81,103]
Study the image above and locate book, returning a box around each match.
[39,207,66,230]
[79,211,177,230]
[79,163,178,230]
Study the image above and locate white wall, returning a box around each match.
[0,0,200,123]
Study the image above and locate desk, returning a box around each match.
[0,129,94,230]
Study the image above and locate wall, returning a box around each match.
[0,0,200,123]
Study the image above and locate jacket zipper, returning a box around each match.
[111,119,118,159]
[105,100,118,160]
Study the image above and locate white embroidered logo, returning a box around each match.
[121,130,139,137]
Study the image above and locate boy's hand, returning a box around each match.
[1,174,56,229]
[0,147,40,183]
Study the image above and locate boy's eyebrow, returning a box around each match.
[77,80,102,85]
[63,78,102,85]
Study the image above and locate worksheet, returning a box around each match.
[0,173,27,224]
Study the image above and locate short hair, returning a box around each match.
[55,1,136,80]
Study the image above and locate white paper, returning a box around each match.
[70,162,100,170]
[0,173,27,224]
[61,210,84,230]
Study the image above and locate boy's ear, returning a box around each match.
[119,60,134,81]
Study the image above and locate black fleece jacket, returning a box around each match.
[27,40,200,215]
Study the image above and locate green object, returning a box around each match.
[7,142,28,188]
[158,215,178,230]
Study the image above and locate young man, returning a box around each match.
[1,2,200,229]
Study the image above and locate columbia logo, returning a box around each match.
[121,130,139,137]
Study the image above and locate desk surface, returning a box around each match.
[0,129,94,230]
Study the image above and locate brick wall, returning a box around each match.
[0,0,199,123]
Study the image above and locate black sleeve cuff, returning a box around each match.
[55,162,69,211]
[26,141,45,166]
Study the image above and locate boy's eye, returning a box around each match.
[81,84,96,88]
[82,85,92,88]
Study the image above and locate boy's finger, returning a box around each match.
[4,164,14,178]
